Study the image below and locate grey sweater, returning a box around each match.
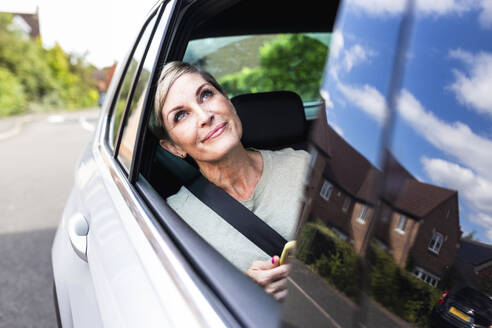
[167,148,310,271]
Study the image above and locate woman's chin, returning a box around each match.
[196,138,242,163]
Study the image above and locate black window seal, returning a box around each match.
[113,9,162,165]
[114,6,165,167]
[104,6,160,153]
[129,0,181,184]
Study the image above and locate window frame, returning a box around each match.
[320,179,333,201]
[395,214,407,234]
[428,231,444,254]
[412,267,440,287]
[106,8,160,155]
[356,204,368,224]
[114,10,163,172]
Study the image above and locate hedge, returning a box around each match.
[296,222,442,327]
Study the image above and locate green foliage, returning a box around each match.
[296,223,442,327]
[0,13,98,116]
[296,223,363,300]
[368,246,442,327]
[0,67,26,116]
[219,34,328,102]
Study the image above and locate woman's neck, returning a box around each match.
[196,145,263,202]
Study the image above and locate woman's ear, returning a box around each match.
[159,139,187,158]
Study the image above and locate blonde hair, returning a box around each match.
[150,61,225,140]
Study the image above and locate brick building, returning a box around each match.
[299,111,462,287]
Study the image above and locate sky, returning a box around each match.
[0,0,158,68]
[322,0,492,243]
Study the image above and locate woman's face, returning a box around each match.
[159,72,242,163]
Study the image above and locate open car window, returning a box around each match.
[183,33,329,120]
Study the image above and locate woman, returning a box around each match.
[150,61,309,301]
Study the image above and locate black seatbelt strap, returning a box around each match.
[187,175,287,257]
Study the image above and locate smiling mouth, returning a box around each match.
[202,122,227,142]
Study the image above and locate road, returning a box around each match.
[0,109,99,328]
[283,259,414,328]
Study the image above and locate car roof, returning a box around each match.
[190,0,339,39]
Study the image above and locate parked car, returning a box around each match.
[52,0,492,327]
[431,287,492,328]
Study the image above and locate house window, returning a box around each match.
[412,267,440,287]
[428,232,444,254]
[342,196,351,212]
[356,205,368,224]
[395,215,407,234]
[320,180,333,201]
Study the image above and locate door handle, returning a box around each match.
[67,213,89,262]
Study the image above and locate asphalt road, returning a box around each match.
[0,109,99,328]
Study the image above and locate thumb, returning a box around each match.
[265,255,280,269]
[251,256,280,270]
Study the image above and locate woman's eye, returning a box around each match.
[201,89,213,101]
[174,110,186,123]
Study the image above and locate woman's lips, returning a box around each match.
[202,122,227,142]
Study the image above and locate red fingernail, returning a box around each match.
[272,257,275,264]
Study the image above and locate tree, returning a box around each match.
[219,34,329,102]
[0,67,26,116]
[0,12,98,115]
[462,230,477,241]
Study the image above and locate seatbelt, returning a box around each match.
[187,175,287,257]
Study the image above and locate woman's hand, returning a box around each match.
[245,255,290,301]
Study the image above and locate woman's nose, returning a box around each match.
[197,107,214,127]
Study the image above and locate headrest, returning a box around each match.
[231,91,307,149]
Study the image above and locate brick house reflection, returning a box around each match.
[299,113,462,287]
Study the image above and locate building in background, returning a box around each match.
[93,62,117,106]
[455,239,492,290]
[300,110,462,287]
[5,8,41,39]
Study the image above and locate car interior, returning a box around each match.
[123,0,341,326]
[149,90,310,199]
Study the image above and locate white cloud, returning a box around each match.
[348,0,470,15]
[343,44,373,72]
[400,90,492,242]
[337,82,388,124]
[397,90,492,180]
[417,0,469,15]
[479,0,492,28]
[471,212,492,228]
[328,30,374,79]
[421,157,492,213]
[348,0,492,30]
[331,30,344,60]
[421,156,492,242]
[348,0,406,15]
[449,49,492,117]
[470,213,492,242]
[320,89,334,109]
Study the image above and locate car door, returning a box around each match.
[54,1,226,327]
